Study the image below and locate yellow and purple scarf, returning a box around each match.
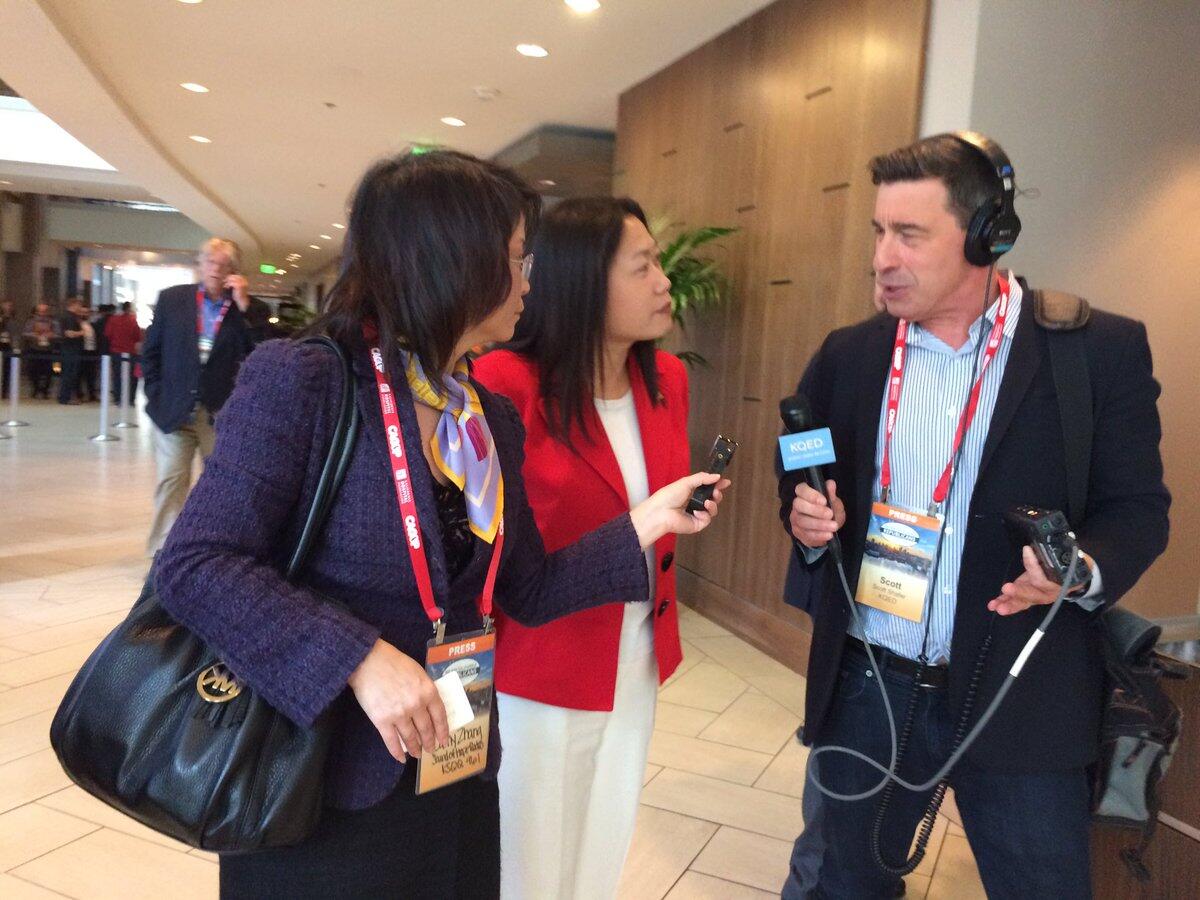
[401,350,503,543]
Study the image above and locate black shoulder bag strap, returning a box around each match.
[1033,289,1092,526]
[286,335,360,579]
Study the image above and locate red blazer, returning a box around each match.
[472,348,689,710]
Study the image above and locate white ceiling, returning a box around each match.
[0,161,160,204]
[0,96,158,202]
[0,0,775,291]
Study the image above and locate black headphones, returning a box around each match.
[945,131,1022,267]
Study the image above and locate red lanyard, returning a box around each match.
[368,345,504,637]
[879,277,1011,510]
[196,288,231,338]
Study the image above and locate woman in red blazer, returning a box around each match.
[473,197,692,899]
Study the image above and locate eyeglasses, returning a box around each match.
[510,253,534,281]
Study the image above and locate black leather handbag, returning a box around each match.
[50,336,360,853]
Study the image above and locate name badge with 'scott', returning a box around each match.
[416,630,495,795]
[855,503,944,623]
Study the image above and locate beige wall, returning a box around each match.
[616,0,930,670]
[44,200,209,253]
[961,0,1200,617]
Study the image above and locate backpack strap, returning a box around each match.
[1034,289,1092,331]
[1034,289,1093,526]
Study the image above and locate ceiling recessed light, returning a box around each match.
[516,44,549,58]
[310,244,321,250]
[180,82,209,93]
[188,134,212,143]
[565,0,601,12]
[177,0,204,5]
[275,268,287,275]
[538,179,557,187]
[331,223,344,229]
[320,234,332,240]
[0,180,12,185]
[440,116,466,127]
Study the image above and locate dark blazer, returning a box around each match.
[155,339,649,810]
[473,349,690,710]
[778,294,1169,771]
[141,283,256,433]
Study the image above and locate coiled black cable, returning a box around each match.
[868,632,994,876]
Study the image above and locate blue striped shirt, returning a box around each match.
[847,279,1023,664]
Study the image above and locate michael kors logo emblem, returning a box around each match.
[196,663,242,703]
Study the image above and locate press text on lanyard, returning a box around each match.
[879,277,1011,517]
[369,346,504,644]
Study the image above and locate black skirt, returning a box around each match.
[219,767,500,899]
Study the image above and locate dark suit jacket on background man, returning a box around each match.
[141,283,256,432]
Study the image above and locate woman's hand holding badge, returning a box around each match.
[348,639,450,762]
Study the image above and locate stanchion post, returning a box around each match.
[3,350,30,428]
[114,354,137,428]
[89,353,120,442]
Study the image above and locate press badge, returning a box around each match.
[855,503,944,623]
[416,629,495,795]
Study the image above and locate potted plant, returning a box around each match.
[657,224,738,367]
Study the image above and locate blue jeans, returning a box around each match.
[58,349,82,403]
[801,649,1092,899]
[781,750,826,899]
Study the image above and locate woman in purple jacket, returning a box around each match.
[154,149,726,899]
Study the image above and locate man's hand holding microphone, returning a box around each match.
[790,479,845,550]
[779,393,844,565]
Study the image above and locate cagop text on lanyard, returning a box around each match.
[879,275,1011,517]
[368,345,504,645]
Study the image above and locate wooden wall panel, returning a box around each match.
[617,0,929,669]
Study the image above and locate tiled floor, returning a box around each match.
[0,398,987,898]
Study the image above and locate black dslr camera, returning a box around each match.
[1003,506,1088,586]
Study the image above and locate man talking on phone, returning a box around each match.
[142,237,257,555]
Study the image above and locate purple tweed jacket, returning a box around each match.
[155,338,649,810]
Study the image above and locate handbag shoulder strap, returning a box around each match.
[1034,289,1093,526]
[285,335,360,580]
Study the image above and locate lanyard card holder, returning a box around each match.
[365,335,504,796]
[415,628,496,795]
[862,278,1011,623]
[855,503,944,623]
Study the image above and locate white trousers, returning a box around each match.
[498,601,659,900]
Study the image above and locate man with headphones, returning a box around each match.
[777,134,1169,898]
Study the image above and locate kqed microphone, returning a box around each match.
[779,393,843,564]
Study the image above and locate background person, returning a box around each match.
[56,297,87,405]
[141,237,256,555]
[0,299,16,399]
[105,301,143,402]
